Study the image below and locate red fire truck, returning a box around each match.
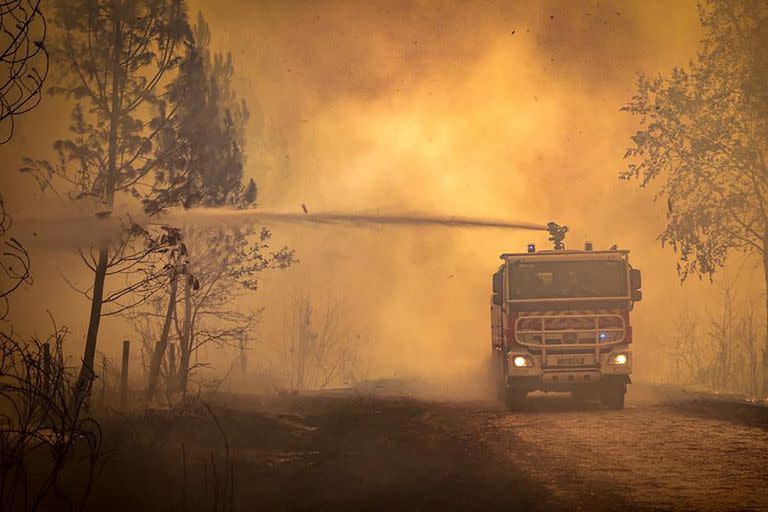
[491,223,642,409]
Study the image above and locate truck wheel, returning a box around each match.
[599,382,626,410]
[505,389,527,411]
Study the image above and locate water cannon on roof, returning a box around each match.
[546,221,568,250]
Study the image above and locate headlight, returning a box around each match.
[599,331,624,342]
[611,353,628,365]
[512,355,533,367]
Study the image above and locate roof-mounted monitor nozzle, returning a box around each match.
[547,221,568,250]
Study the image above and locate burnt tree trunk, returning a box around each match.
[120,340,130,408]
[178,265,192,398]
[72,3,122,406]
[168,343,177,391]
[146,276,178,400]
[72,245,110,410]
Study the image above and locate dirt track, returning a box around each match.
[468,388,768,511]
[88,385,768,512]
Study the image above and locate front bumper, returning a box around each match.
[506,348,632,391]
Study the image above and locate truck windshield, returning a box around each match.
[508,260,627,300]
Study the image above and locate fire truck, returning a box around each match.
[491,223,642,409]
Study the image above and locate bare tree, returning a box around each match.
[313,302,357,389]
[735,305,761,394]
[707,283,736,390]
[128,223,291,401]
[0,0,45,312]
[668,308,703,385]
[620,0,768,393]
[0,197,30,321]
[281,294,358,390]
[283,295,312,390]
[0,0,48,144]
[144,227,184,401]
[669,286,766,394]
[173,227,291,397]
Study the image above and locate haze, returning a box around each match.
[3,0,745,382]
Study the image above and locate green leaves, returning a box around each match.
[27,0,191,213]
[621,0,768,281]
[150,12,253,211]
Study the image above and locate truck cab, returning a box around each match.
[491,246,642,409]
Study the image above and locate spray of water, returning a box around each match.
[156,207,549,232]
[15,206,550,249]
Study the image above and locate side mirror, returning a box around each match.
[492,270,504,306]
[630,269,642,302]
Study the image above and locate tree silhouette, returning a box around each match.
[147,12,255,213]
[0,196,30,320]
[22,0,190,400]
[1,0,46,316]
[621,0,768,392]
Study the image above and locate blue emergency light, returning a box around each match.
[527,243,536,253]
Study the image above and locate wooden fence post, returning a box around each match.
[100,355,108,406]
[120,340,130,408]
[168,343,177,393]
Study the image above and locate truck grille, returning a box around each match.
[514,312,626,348]
[514,312,625,368]
[528,347,613,355]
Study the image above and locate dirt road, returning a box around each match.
[460,388,768,511]
[89,386,768,512]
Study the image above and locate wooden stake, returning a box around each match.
[120,340,130,408]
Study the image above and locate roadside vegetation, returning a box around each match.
[622,0,768,396]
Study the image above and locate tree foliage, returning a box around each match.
[148,12,255,213]
[621,0,768,280]
[23,0,189,207]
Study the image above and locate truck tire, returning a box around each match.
[505,389,527,411]
[599,381,626,410]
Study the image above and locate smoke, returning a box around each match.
[191,0,709,386]
[7,0,752,391]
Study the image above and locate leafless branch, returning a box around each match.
[0,0,48,144]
